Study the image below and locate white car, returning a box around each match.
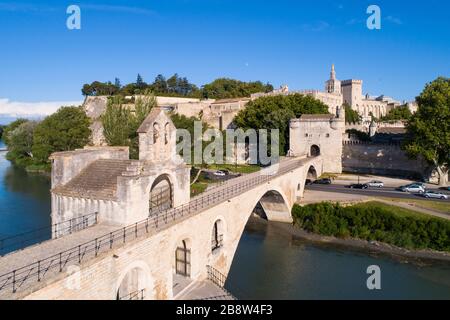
[367,180,384,188]
[423,191,448,200]
[213,170,226,177]
[401,184,425,193]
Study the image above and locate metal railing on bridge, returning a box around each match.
[118,289,145,300]
[0,158,308,295]
[0,213,98,257]
[205,265,237,300]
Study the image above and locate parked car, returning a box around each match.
[348,183,369,189]
[366,180,384,188]
[305,179,314,185]
[400,184,425,193]
[313,178,332,185]
[423,191,448,200]
[213,170,226,177]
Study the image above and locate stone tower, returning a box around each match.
[325,64,341,94]
[288,112,344,174]
[341,79,363,108]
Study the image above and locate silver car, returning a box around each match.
[423,191,448,200]
[401,184,425,193]
[367,180,384,188]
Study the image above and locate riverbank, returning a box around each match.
[248,216,450,265]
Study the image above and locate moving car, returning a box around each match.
[366,180,384,188]
[400,184,425,193]
[213,170,226,177]
[313,178,332,185]
[423,191,448,200]
[348,183,369,189]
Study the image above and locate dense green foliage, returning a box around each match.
[292,202,450,252]
[82,74,199,97]
[403,77,450,186]
[82,74,273,100]
[2,119,28,146]
[344,103,362,124]
[345,129,370,141]
[234,94,329,155]
[3,107,91,171]
[381,105,412,121]
[102,93,156,159]
[200,78,273,99]
[32,107,91,166]
[5,121,39,168]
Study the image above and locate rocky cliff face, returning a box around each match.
[83,96,108,146]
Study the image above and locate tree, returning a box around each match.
[8,121,38,158]
[2,118,28,146]
[102,91,157,159]
[234,94,329,154]
[403,77,450,186]
[136,74,146,90]
[381,105,412,122]
[81,83,93,96]
[201,78,273,99]
[167,73,179,93]
[114,77,122,89]
[152,74,168,94]
[32,106,91,164]
[344,103,362,124]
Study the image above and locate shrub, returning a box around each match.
[292,202,450,252]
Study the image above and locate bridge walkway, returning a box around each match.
[0,156,314,298]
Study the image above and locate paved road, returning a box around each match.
[306,184,450,203]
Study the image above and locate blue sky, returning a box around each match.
[0,0,449,117]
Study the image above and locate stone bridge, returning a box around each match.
[0,106,344,300]
[0,156,322,300]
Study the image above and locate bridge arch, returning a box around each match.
[306,165,318,181]
[115,260,153,300]
[149,173,174,213]
[251,187,292,223]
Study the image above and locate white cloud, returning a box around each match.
[0,98,83,118]
[301,21,330,32]
[386,16,403,25]
[82,4,156,16]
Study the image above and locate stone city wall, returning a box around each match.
[342,141,431,179]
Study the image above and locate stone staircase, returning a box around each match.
[53,159,138,200]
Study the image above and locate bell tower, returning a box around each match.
[325,64,341,94]
[137,107,179,164]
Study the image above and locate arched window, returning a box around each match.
[175,240,191,277]
[310,145,320,157]
[153,123,160,144]
[149,175,173,214]
[164,122,170,145]
[211,220,224,252]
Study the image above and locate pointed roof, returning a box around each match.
[330,64,336,80]
[137,107,175,133]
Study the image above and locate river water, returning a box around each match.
[0,140,449,299]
